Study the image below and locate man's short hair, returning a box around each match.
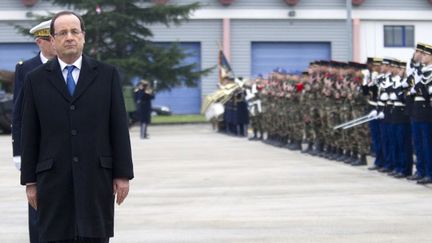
[50,11,86,36]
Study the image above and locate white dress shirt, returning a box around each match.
[58,56,82,84]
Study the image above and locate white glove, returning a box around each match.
[410,87,416,94]
[401,78,409,88]
[380,92,389,101]
[361,70,370,86]
[389,93,397,100]
[406,66,415,77]
[13,156,21,171]
[370,72,379,86]
[377,112,385,119]
[368,110,378,119]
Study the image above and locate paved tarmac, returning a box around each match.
[1,124,432,243]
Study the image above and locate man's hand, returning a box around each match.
[13,156,21,171]
[26,184,37,210]
[113,178,130,205]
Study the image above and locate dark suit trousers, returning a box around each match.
[46,237,109,243]
[29,204,38,243]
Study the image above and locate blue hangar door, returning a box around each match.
[251,42,331,77]
[152,42,202,115]
[0,43,39,71]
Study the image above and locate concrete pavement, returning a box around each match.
[1,124,432,243]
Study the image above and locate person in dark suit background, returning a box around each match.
[20,11,134,243]
[134,79,154,139]
[12,19,56,243]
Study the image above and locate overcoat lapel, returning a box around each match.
[46,58,71,102]
[46,56,98,103]
[71,56,98,103]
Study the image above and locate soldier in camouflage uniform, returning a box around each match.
[348,62,369,166]
[300,70,315,153]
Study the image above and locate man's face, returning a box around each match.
[381,64,389,73]
[36,37,56,58]
[51,14,85,62]
[414,50,423,63]
[423,54,432,65]
[398,67,405,76]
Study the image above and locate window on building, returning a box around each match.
[384,25,414,47]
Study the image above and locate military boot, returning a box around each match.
[317,143,326,157]
[309,143,318,156]
[328,147,339,160]
[302,142,313,154]
[325,145,334,159]
[291,140,302,151]
[323,145,333,159]
[284,138,293,149]
[351,154,367,166]
[343,150,352,163]
[335,148,345,161]
[347,151,358,164]
[263,134,272,145]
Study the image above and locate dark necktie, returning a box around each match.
[66,65,76,96]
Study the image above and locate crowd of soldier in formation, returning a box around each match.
[220,42,432,184]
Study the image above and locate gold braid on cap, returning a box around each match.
[34,29,50,37]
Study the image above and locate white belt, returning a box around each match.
[386,101,394,105]
[414,96,426,101]
[393,101,405,107]
[377,101,385,106]
[368,100,377,106]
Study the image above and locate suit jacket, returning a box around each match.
[20,55,134,242]
[12,54,43,157]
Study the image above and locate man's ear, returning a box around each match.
[35,38,43,46]
[50,36,57,50]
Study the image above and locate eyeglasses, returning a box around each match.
[53,29,83,38]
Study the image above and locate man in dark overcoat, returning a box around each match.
[20,11,134,243]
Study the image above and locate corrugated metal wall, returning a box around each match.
[152,42,202,114]
[169,0,343,9]
[230,19,347,78]
[0,0,53,10]
[251,42,331,77]
[0,21,34,42]
[357,0,432,10]
[3,0,431,11]
[170,0,432,10]
[149,19,221,96]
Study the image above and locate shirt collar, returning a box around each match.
[39,52,49,64]
[58,56,83,71]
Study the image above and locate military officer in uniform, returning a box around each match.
[405,43,428,181]
[12,20,56,243]
[413,44,432,184]
[364,57,383,170]
[388,60,413,178]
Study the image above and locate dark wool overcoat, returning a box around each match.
[20,56,134,242]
